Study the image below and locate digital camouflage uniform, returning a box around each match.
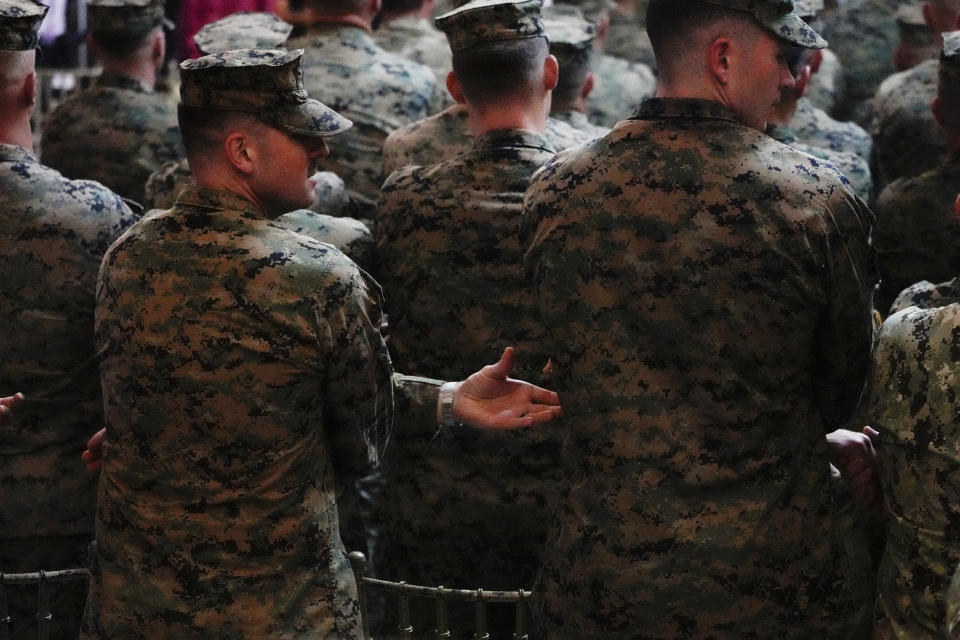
[81,49,446,640]
[767,122,873,201]
[890,278,960,316]
[872,150,960,314]
[0,140,135,638]
[374,128,558,635]
[288,23,445,216]
[807,47,844,113]
[0,3,136,639]
[39,72,182,205]
[551,109,609,139]
[790,96,872,165]
[603,1,655,68]
[523,96,877,639]
[869,58,946,189]
[864,291,960,640]
[381,102,592,176]
[39,0,182,205]
[588,52,657,128]
[374,16,452,89]
[828,0,900,122]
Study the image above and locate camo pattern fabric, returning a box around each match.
[40,72,183,205]
[807,47,844,113]
[587,52,658,128]
[522,97,878,639]
[373,128,558,635]
[872,150,960,313]
[890,278,960,316]
[790,96,872,165]
[374,16,452,89]
[381,102,591,176]
[869,58,947,190]
[288,24,445,214]
[767,122,873,201]
[0,143,135,542]
[81,184,442,640]
[828,0,900,121]
[865,297,960,640]
[550,109,610,140]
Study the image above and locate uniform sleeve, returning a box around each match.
[813,187,879,428]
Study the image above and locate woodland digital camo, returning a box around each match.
[870,58,947,189]
[523,97,877,639]
[374,16,452,87]
[193,11,292,54]
[766,122,872,201]
[790,97,872,165]
[374,128,558,635]
[86,0,165,35]
[872,150,960,313]
[82,184,443,640]
[435,0,545,52]
[0,0,46,50]
[40,72,183,205]
[381,103,591,176]
[866,296,960,639]
[288,24,445,214]
[0,141,134,638]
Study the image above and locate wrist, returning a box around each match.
[437,381,463,428]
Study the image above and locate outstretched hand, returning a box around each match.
[454,347,563,430]
[0,392,24,424]
[81,428,106,474]
[827,427,884,518]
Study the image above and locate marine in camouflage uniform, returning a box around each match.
[827,0,900,122]
[767,122,873,201]
[39,0,182,205]
[381,102,591,176]
[141,12,372,267]
[81,48,559,640]
[873,32,960,317]
[603,0,655,68]
[287,0,446,218]
[865,282,960,639]
[544,8,611,140]
[523,1,878,637]
[375,0,559,629]
[374,0,451,87]
[870,57,946,190]
[806,46,844,113]
[0,4,136,639]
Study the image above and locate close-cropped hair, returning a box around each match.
[646,0,753,67]
[552,46,592,105]
[0,49,33,88]
[90,26,158,58]
[452,36,548,106]
[177,104,268,160]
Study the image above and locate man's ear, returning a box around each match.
[543,53,559,92]
[795,64,812,97]
[932,94,946,128]
[152,30,165,72]
[446,70,466,104]
[224,131,256,175]
[22,70,36,108]
[808,49,823,74]
[581,71,595,100]
[708,37,733,85]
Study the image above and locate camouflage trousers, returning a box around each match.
[0,534,92,640]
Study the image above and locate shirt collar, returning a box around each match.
[0,143,37,164]
[633,98,741,124]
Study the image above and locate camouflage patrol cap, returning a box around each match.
[193,12,293,55]
[942,30,960,73]
[0,0,47,50]
[179,49,352,138]
[436,0,546,52]
[554,0,616,22]
[543,9,595,52]
[691,0,828,49]
[87,0,169,35]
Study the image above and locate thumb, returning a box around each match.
[482,346,516,380]
[863,426,879,443]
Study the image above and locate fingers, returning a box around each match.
[863,425,879,442]
[481,346,516,381]
[526,384,561,407]
[87,428,106,451]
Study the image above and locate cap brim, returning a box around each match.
[766,12,828,49]
[269,96,353,138]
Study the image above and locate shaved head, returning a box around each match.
[0,49,34,89]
